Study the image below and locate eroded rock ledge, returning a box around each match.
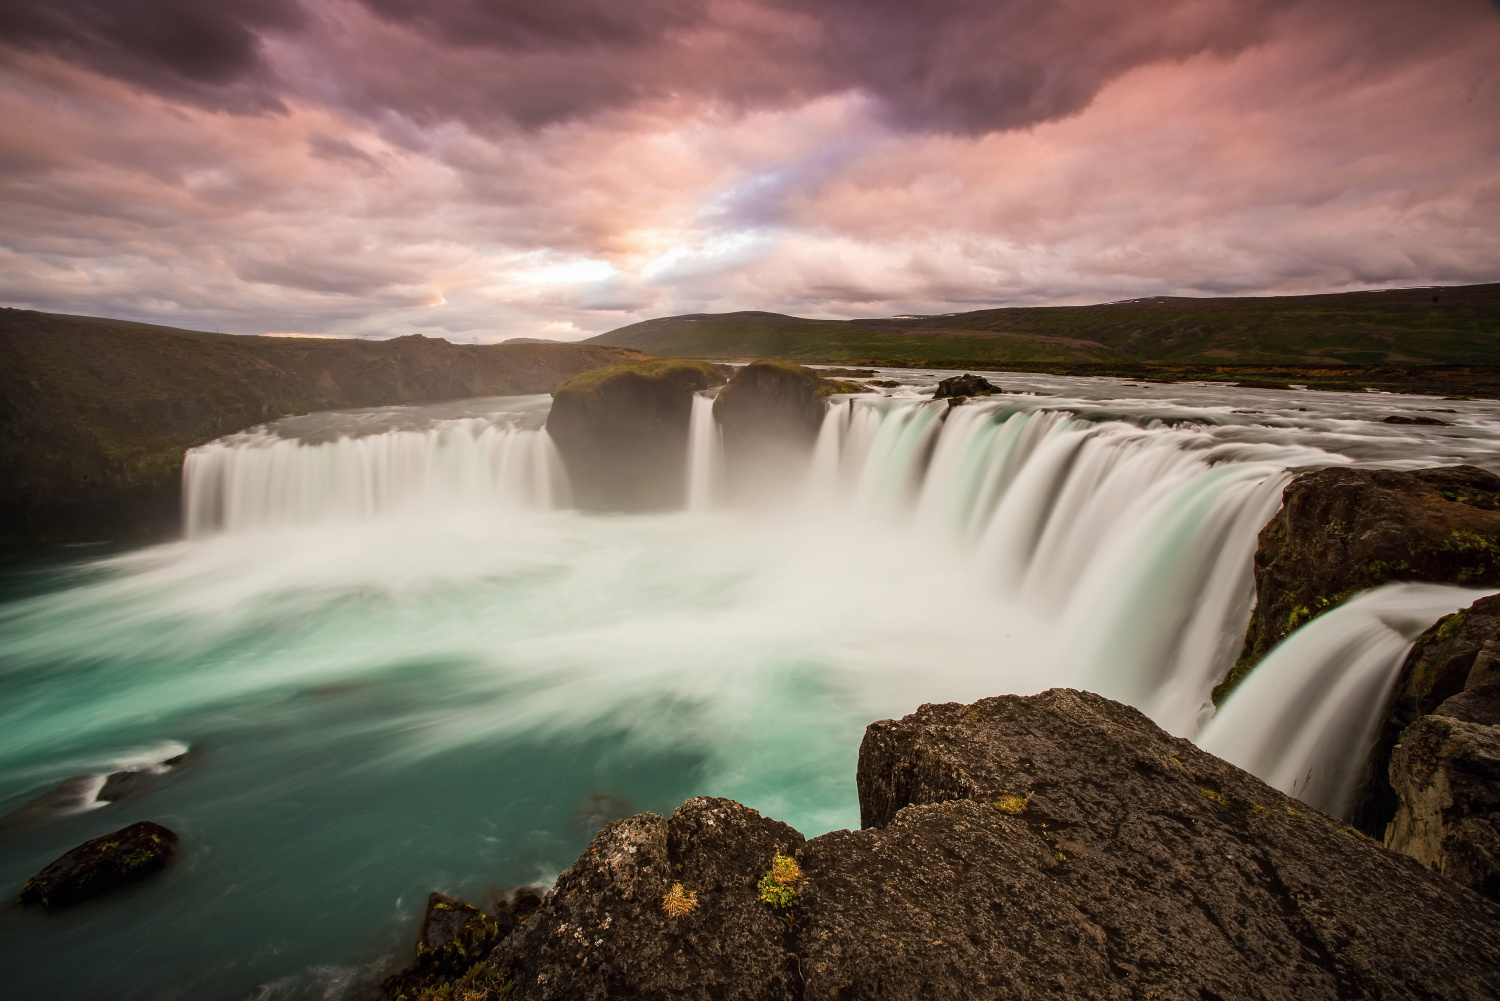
[386,689,1500,1001]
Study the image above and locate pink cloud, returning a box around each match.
[0,0,1496,338]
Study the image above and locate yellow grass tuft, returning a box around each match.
[661,882,698,918]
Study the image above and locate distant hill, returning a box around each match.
[0,309,640,545]
[588,283,1500,367]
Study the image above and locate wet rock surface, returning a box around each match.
[18,820,178,908]
[932,372,1000,399]
[1384,413,1452,425]
[1222,464,1500,705]
[546,359,726,510]
[1,747,196,832]
[397,690,1500,1000]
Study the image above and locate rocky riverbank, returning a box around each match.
[0,308,641,546]
[378,689,1500,1001]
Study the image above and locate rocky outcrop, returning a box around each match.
[712,361,846,502]
[713,361,828,449]
[18,820,178,908]
[395,689,1500,1000]
[1218,464,1500,704]
[1352,594,1500,834]
[1386,706,1500,902]
[0,308,643,545]
[545,359,726,511]
[381,893,512,1001]
[932,372,1000,400]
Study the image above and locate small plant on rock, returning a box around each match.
[661,881,698,917]
[757,852,802,911]
[993,791,1032,815]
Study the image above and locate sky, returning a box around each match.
[1,0,1498,342]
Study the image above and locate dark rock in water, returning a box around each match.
[1222,464,1500,706]
[1350,593,1500,836]
[381,892,509,1001]
[1235,378,1293,389]
[932,372,999,399]
[713,360,837,502]
[489,797,804,1001]
[868,379,900,388]
[546,359,726,511]
[1386,709,1500,902]
[1384,413,1453,426]
[451,690,1500,1000]
[0,775,103,832]
[19,820,177,908]
[574,790,633,833]
[97,747,198,803]
[2,747,198,833]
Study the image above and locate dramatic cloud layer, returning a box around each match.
[1,0,1498,339]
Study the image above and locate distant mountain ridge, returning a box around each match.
[588,283,1500,367]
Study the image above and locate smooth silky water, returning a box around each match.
[3,373,1499,999]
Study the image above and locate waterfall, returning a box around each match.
[183,418,569,536]
[803,397,1298,736]
[177,389,1481,818]
[685,392,724,512]
[1198,582,1498,815]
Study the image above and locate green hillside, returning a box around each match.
[589,284,1500,368]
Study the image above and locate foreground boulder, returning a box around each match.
[545,359,726,510]
[418,689,1498,999]
[1220,464,1500,704]
[19,820,177,908]
[489,798,804,1000]
[932,372,1000,400]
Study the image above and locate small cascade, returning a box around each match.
[183,419,569,536]
[685,392,724,512]
[1198,582,1499,815]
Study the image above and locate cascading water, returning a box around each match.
[3,371,1499,1000]
[803,397,1299,736]
[685,391,724,512]
[183,407,569,536]
[1199,582,1498,815]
